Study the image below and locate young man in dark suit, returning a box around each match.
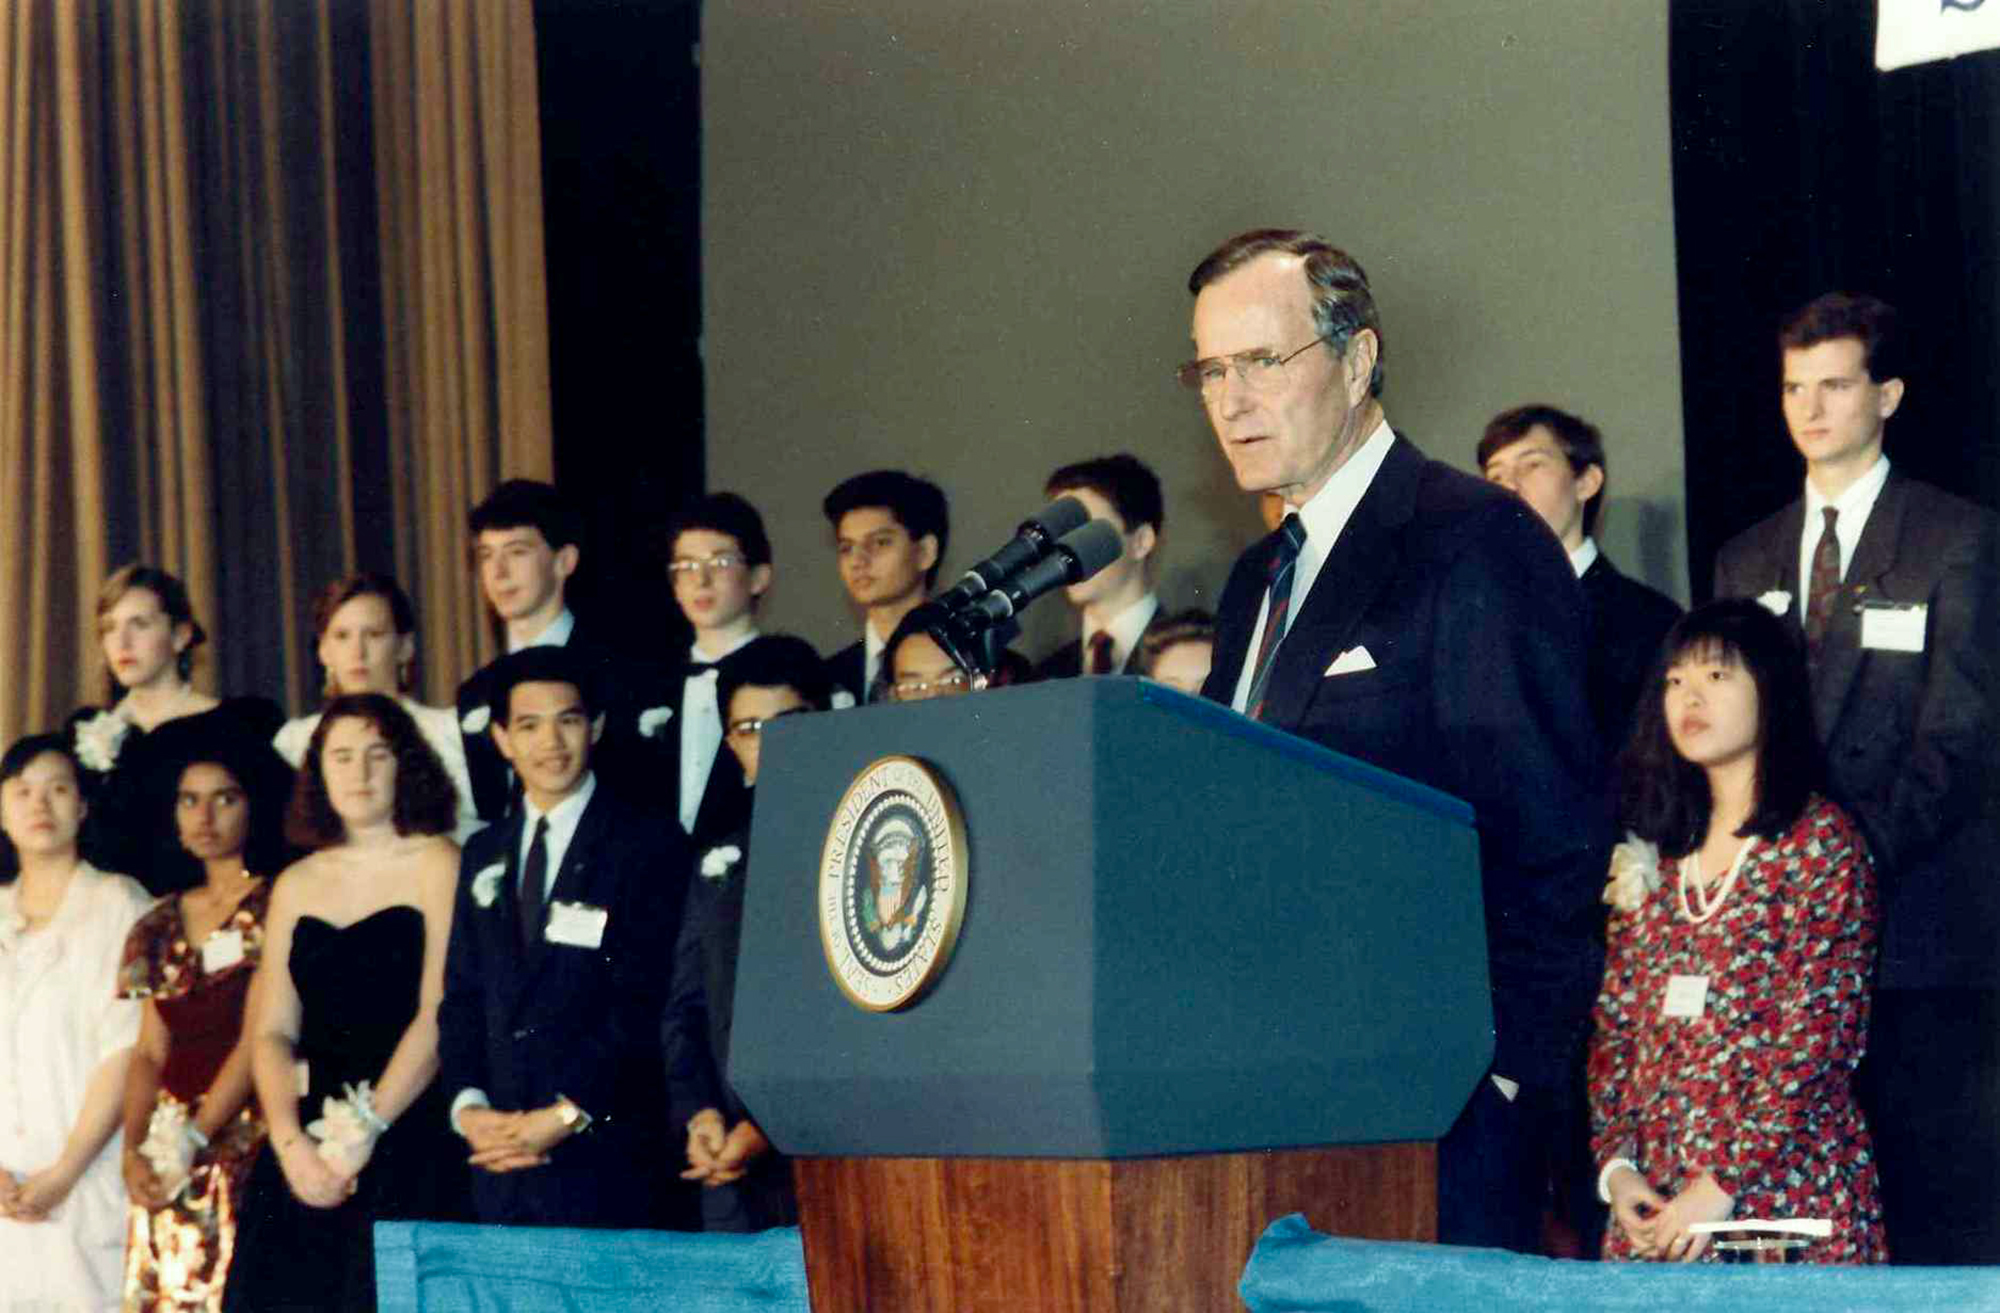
[820,471,949,706]
[1034,453,1166,679]
[454,480,637,821]
[438,645,690,1229]
[1714,292,2000,1264]
[1185,229,1610,1254]
[663,634,831,1231]
[1479,404,1682,756]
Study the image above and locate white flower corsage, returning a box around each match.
[73,710,132,773]
[637,706,674,738]
[700,845,743,881]
[1757,590,1793,618]
[307,1081,389,1174]
[830,689,857,710]
[459,705,491,735]
[139,1099,207,1199]
[470,862,506,909]
[1604,833,1663,914]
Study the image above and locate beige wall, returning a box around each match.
[703,1,1684,661]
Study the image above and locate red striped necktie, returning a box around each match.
[1247,514,1307,721]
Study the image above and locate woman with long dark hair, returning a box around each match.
[1590,599,1885,1263]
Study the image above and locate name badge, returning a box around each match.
[1860,602,1926,653]
[1662,973,1710,1019]
[544,901,608,950]
[201,928,245,974]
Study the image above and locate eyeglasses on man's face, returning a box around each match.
[1175,335,1328,394]
[668,552,747,579]
[725,706,810,739]
[886,670,973,702]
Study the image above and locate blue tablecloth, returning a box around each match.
[1239,1214,2000,1312]
[374,1221,810,1313]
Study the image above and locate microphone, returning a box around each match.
[963,520,1124,628]
[932,497,1092,615]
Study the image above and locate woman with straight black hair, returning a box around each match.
[1588,599,1885,1263]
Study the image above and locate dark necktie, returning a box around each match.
[1247,514,1307,722]
[1805,506,1841,653]
[1085,631,1116,676]
[518,817,549,953]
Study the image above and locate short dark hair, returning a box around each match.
[1188,229,1385,397]
[484,646,602,724]
[97,564,207,700]
[468,480,582,553]
[663,492,772,569]
[1045,453,1165,536]
[1778,292,1903,383]
[310,572,419,696]
[287,694,457,848]
[1476,405,1609,534]
[1136,608,1216,677]
[822,471,951,587]
[1618,599,1823,858]
[0,734,82,880]
[718,634,833,719]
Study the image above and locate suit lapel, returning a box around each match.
[1256,437,1420,729]
[1812,475,1907,735]
[1203,528,1282,702]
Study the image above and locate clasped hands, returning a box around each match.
[681,1108,769,1188]
[0,1160,82,1222]
[459,1105,572,1174]
[1607,1166,1734,1261]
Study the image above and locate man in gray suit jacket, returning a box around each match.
[1715,292,2000,1264]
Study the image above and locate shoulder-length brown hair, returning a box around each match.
[286,694,455,848]
[96,564,207,703]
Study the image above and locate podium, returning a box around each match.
[732,679,1492,1311]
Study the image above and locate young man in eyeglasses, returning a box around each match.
[637,492,774,847]
[663,633,830,1232]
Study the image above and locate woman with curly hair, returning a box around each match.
[224,695,466,1312]
[1589,599,1885,1263]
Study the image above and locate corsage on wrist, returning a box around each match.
[306,1080,390,1167]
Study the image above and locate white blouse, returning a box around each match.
[0,862,149,1312]
[275,697,481,843]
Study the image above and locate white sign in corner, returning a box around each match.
[1877,0,2000,72]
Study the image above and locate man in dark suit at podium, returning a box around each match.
[1714,293,2000,1264]
[440,645,689,1228]
[1185,229,1609,1253]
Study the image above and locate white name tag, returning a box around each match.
[544,901,608,950]
[200,928,245,974]
[1860,603,1926,653]
[1662,973,1710,1019]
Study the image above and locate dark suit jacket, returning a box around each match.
[453,616,644,822]
[662,824,798,1229]
[1201,436,1611,1089]
[825,640,868,705]
[625,653,754,849]
[437,785,689,1228]
[1032,607,1162,680]
[1579,554,1683,757]
[1715,472,2000,988]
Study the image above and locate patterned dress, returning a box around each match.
[1588,795,1886,1262]
[117,882,272,1311]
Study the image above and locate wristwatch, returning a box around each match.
[553,1095,593,1136]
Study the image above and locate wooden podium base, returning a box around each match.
[794,1143,1435,1312]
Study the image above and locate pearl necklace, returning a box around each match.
[1677,837,1757,925]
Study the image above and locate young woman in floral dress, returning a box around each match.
[1590,598,1885,1263]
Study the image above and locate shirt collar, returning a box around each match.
[510,607,576,654]
[1084,593,1160,668]
[1290,418,1398,546]
[522,770,596,847]
[1805,454,1891,522]
[690,627,759,667]
[1567,537,1600,579]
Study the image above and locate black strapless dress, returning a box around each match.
[224,906,467,1312]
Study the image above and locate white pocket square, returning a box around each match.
[1324,646,1377,677]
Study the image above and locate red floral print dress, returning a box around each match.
[1588,795,1886,1263]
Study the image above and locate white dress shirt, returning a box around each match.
[1230,420,1398,713]
[1798,455,1891,605]
[508,607,576,655]
[1567,537,1600,580]
[1084,593,1160,674]
[680,630,758,834]
[863,620,890,701]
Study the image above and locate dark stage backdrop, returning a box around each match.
[1671,0,2000,599]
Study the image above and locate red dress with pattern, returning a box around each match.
[1587,795,1886,1263]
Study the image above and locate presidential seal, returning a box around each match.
[819,755,968,1012]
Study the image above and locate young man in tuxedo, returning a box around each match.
[1479,405,1682,756]
[1034,454,1165,679]
[438,645,690,1229]
[820,471,949,705]
[455,480,636,821]
[1184,228,1609,1254]
[664,634,830,1231]
[1714,292,2000,1264]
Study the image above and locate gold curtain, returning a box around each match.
[0,0,552,746]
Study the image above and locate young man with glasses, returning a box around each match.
[821,470,950,706]
[1184,228,1608,1255]
[664,633,830,1232]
